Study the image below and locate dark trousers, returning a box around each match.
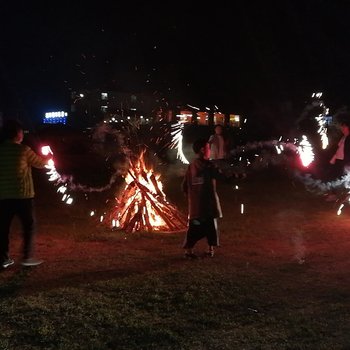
[326,159,345,182]
[183,218,219,249]
[0,198,35,262]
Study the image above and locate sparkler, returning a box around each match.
[230,135,315,173]
[42,146,74,205]
[297,135,314,167]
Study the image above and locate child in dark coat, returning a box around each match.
[182,138,222,258]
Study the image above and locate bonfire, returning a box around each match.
[107,149,187,233]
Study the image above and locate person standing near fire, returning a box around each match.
[208,124,229,162]
[0,119,50,268]
[208,124,244,179]
[182,138,222,258]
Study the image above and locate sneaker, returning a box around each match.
[1,258,15,268]
[21,258,43,267]
[184,252,198,259]
[205,250,215,258]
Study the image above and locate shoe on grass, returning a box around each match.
[21,258,43,267]
[205,250,215,258]
[2,258,15,268]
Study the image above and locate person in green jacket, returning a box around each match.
[0,119,49,268]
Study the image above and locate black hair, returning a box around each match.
[334,110,350,127]
[0,119,23,140]
[192,138,208,154]
[340,119,350,128]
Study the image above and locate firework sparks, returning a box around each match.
[42,145,77,205]
[297,135,314,167]
[312,92,330,150]
[169,122,189,164]
[230,135,315,173]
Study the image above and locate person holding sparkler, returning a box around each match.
[325,118,350,201]
[0,119,51,268]
[182,138,223,258]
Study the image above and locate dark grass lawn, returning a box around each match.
[1,154,350,349]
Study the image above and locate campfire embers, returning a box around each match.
[109,150,187,233]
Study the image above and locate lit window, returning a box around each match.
[101,92,108,100]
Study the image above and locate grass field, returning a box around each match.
[1,149,350,349]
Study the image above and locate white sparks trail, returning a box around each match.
[169,122,189,164]
[312,92,330,150]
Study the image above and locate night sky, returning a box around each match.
[1,1,350,127]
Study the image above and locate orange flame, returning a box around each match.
[108,150,187,233]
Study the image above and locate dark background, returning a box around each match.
[1,1,350,131]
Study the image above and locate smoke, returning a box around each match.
[291,229,306,264]
[57,172,121,193]
[274,210,307,264]
[295,171,350,195]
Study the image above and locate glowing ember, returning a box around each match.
[107,150,187,233]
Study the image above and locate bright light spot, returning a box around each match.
[41,145,53,155]
[57,186,67,194]
[298,135,314,167]
[337,204,344,216]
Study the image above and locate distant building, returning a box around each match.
[43,111,68,125]
[69,89,168,127]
